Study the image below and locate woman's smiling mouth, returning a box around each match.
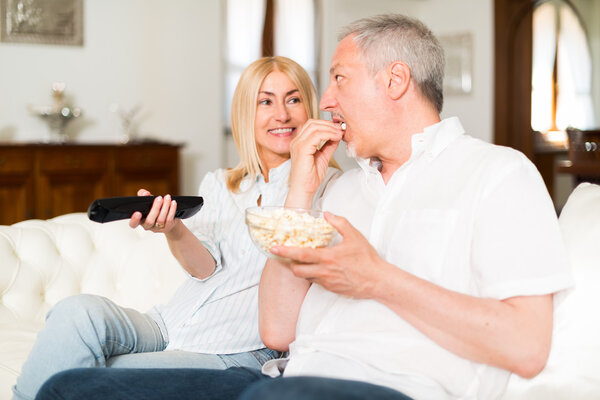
[268,127,295,137]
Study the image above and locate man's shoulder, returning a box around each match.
[331,166,363,185]
[320,166,363,199]
[453,135,532,170]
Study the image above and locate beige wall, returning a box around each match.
[0,0,223,195]
[1,0,497,194]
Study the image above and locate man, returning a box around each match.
[36,14,572,400]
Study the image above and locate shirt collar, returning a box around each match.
[355,117,465,175]
[256,158,291,187]
[238,159,291,192]
[421,116,465,160]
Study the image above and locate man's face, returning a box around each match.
[320,35,387,159]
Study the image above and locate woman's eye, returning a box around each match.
[258,99,271,105]
[287,97,301,104]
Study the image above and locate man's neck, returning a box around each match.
[376,112,442,184]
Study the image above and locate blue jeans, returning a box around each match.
[36,367,414,400]
[13,295,276,400]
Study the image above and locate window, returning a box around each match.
[531,0,595,141]
[224,0,318,131]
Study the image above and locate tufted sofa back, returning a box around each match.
[0,213,186,325]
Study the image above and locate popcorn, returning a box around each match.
[246,207,335,255]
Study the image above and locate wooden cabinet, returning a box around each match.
[0,143,182,225]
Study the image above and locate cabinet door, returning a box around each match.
[114,146,180,196]
[36,148,110,219]
[0,148,35,224]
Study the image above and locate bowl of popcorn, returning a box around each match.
[245,206,337,261]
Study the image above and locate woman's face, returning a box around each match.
[254,70,308,170]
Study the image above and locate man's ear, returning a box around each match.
[386,61,411,100]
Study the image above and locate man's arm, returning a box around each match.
[272,214,554,378]
[258,119,344,351]
[259,259,311,351]
[373,261,553,378]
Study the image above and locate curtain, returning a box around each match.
[556,4,595,129]
[224,0,266,127]
[531,2,557,133]
[274,0,317,85]
[224,0,318,129]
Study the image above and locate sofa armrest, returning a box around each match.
[0,213,185,325]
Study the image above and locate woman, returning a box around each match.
[13,56,341,400]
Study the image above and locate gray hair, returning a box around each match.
[339,14,445,113]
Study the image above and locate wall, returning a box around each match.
[1,0,495,196]
[0,0,223,195]
[315,0,494,171]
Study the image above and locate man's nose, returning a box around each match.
[320,84,336,111]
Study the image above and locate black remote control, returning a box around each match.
[87,196,204,223]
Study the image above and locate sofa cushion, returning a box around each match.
[502,183,600,399]
[0,213,187,400]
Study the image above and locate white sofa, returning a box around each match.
[0,215,187,399]
[1,183,599,400]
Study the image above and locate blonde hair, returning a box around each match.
[226,56,335,192]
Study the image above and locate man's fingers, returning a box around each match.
[289,263,322,280]
[323,212,354,239]
[270,245,321,264]
[296,119,343,135]
[293,120,343,146]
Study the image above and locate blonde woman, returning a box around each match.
[13,56,341,400]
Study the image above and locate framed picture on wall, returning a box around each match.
[439,32,473,96]
[0,0,83,46]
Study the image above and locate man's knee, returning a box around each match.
[36,369,92,400]
[239,377,306,400]
[239,377,412,400]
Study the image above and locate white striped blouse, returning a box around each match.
[151,160,340,354]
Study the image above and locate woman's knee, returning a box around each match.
[47,294,112,325]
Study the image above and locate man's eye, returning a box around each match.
[335,75,343,83]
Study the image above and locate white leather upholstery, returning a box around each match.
[0,214,186,399]
[1,184,599,400]
[501,182,600,399]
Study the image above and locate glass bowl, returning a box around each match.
[245,206,337,261]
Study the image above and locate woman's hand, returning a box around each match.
[129,188,179,233]
[287,119,343,209]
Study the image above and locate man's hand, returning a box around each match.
[286,120,343,209]
[270,212,388,299]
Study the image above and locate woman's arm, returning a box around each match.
[130,191,217,279]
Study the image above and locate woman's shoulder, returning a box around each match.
[198,168,230,195]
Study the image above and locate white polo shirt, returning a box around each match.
[278,117,573,399]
